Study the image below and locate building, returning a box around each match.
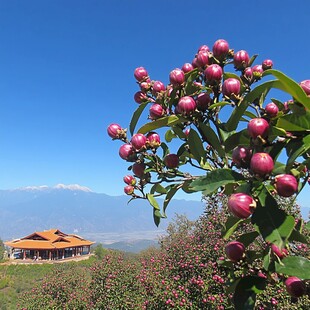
[5,229,94,260]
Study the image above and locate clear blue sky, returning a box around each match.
[0,1,309,212]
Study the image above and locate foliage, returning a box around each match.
[17,198,309,309]
[93,243,108,260]
[0,239,5,261]
[108,38,310,306]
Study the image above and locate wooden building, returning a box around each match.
[5,229,94,260]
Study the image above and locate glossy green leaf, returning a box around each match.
[248,54,258,67]
[208,101,231,110]
[146,193,160,210]
[277,110,310,131]
[187,128,206,165]
[199,122,225,157]
[263,69,310,109]
[138,115,187,134]
[153,208,162,227]
[286,135,310,170]
[288,228,308,244]
[224,129,250,152]
[129,102,149,135]
[223,72,242,82]
[165,129,177,142]
[190,169,244,195]
[306,221,310,231]
[225,80,280,131]
[222,216,243,240]
[275,256,310,279]
[252,203,295,248]
[233,276,266,310]
[237,231,259,247]
[163,184,180,216]
[152,183,167,194]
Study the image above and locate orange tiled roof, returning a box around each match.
[4,229,94,250]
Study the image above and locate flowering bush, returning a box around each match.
[108,38,310,307]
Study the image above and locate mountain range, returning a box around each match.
[0,184,205,245]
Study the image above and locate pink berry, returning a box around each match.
[285,277,306,298]
[243,67,253,79]
[197,45,210,53]
[134,91,148,104]
[119,144,136,161]
[232,146,252,168]
[152,80,166,95]
[107,123,123,139]
[134,67,148,82]
[146,132,161,148]
[225,241,245,262]
[250,152,274,177]
[274,174,298,197]
[265,102,279,118]
[177,96,197,115]
[169,68,185,86]
[233,50,250,70]
[270,244,288,259]
[228,193,256,219]
[181,63,194,73]
[124,185,134,195]
[132,162,145,178]
[164,154,179,169]
[130,133,147,151]
[300,80,310,96]
[252,64,263,78]
[212,39,229,59]
[247,118,269,139]
[222,78,241,97]
[196,92,211,111]
[196,51,209,68]
[262,59,273,70]
[149,103,165,120]
[123,175,136,186]
[204,64,223,81]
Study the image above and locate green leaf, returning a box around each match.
[233,276,266,310]
[224,129,250,152]
[286,135,310,170]
[163,184,180,216]
[252,203,295,248]
[237,231,259,247]
[222,216,244,240]
[263,69,310,109]
[306,221,310,231]
[153,209,162,227]
[138,115,187,134]
[223,72,242,82]
[208,101,231,110]
[151,183,167,194]
[187,129,206,166]
[275,256,310,279]
[288,228,308,244]
[277,110,310,131]
[146,193,160,210]
[225,80,280,131]
[248,54,258,67]
[165,129,177,142]
[199,122,225,157]
[129,102,148,135]
[190,169,244,195]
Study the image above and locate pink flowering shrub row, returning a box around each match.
[19,197,309,309]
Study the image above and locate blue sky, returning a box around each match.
[0,1,309,213]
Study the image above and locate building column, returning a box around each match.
[23,250,26,260]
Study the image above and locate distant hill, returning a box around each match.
[103,239,160,253]
[0,184,205,242]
